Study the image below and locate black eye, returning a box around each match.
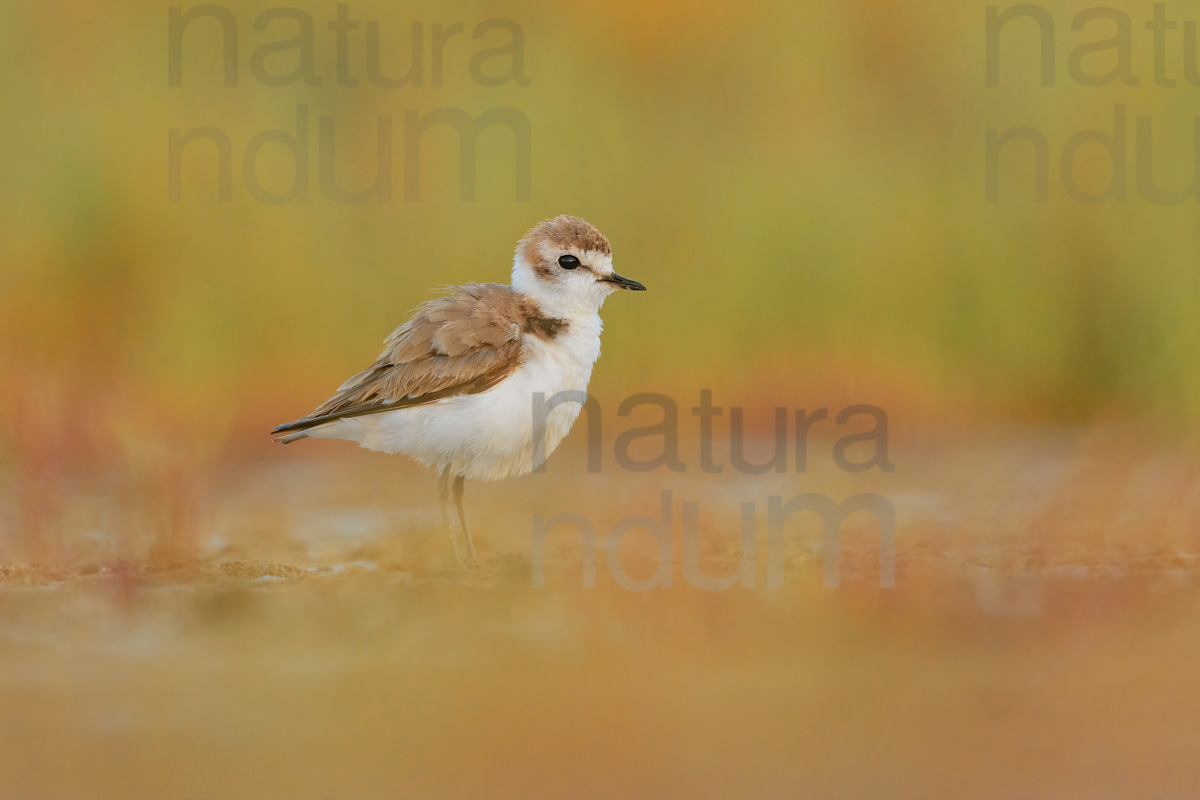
[558,254,580,270]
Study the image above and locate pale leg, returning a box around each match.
[438,466,467,567]
[452,474,479,567]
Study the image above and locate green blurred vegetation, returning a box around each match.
[1,0,1198,458]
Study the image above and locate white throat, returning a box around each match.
[510,256,613,321]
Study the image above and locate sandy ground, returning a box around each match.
[2,428,1199,799]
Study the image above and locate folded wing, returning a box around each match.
[271,284,531,435]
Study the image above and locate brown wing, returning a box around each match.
[272,284,532,435]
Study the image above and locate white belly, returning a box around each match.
[307,331,601,481]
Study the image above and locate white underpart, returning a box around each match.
[304,252,616,481]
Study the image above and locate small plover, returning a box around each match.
[271,216,645,566]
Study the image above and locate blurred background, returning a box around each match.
[3,0,1200,797]
[4,0,1199,450]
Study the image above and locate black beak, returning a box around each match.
[602,272,647,291]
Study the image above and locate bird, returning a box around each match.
[270,215,646,567]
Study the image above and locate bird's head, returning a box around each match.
[511,215,645,317]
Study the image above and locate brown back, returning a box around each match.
[273,284,564,434]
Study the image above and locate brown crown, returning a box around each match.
[517,215,611,260]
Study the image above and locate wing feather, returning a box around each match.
[272,284,536,435]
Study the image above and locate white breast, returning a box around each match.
[307,313,604,481]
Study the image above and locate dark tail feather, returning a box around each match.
[272,417,314,435]
[270,415,329,443]
[270,402,393,439]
